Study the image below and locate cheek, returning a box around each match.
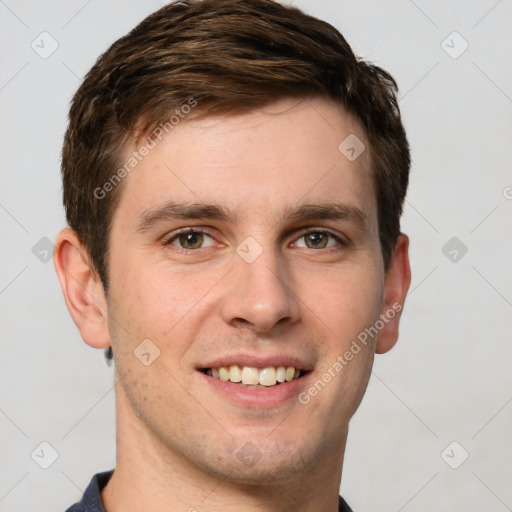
[297,281,381,436]
[106,258,220,360]
[302,264,384,344]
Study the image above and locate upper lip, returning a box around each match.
[198,353,315,371]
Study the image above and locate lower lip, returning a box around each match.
[198,371,311,408]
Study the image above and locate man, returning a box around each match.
[54,0,411,510]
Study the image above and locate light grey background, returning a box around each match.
[1,1,511,510]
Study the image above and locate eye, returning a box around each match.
[294,230,345,250]
[164,229,215,250]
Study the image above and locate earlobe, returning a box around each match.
[375,234,411,354]
[53,228,111,350]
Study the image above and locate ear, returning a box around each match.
[53,228,111,350]
[375,234,411,354]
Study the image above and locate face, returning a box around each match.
[105,97,395,484]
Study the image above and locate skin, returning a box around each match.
[54,97,410,512]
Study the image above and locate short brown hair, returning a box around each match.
[62,0,410,357]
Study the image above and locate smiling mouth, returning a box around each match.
[200,365,308,388]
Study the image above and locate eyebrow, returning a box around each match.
[135,200,369,234]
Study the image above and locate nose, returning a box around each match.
[219,244,301,334]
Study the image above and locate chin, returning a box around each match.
[208,457,309,486]
[195,436,318,486]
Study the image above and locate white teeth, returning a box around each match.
[259,367,277,386]
[206,365,303,386]
[219,366,230,382]
[285,366,295,382]
[241,366,259,385]
[229,365,242,382]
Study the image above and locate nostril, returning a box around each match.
[231,318,252,327]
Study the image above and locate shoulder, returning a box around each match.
[64,470,114,512]
[339,495,354,512]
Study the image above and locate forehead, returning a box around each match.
[113,97,376,232]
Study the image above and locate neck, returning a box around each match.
[102,380,347,512]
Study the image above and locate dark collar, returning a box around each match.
[66,470,353,511]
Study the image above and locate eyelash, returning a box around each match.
[162,227,349,252]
